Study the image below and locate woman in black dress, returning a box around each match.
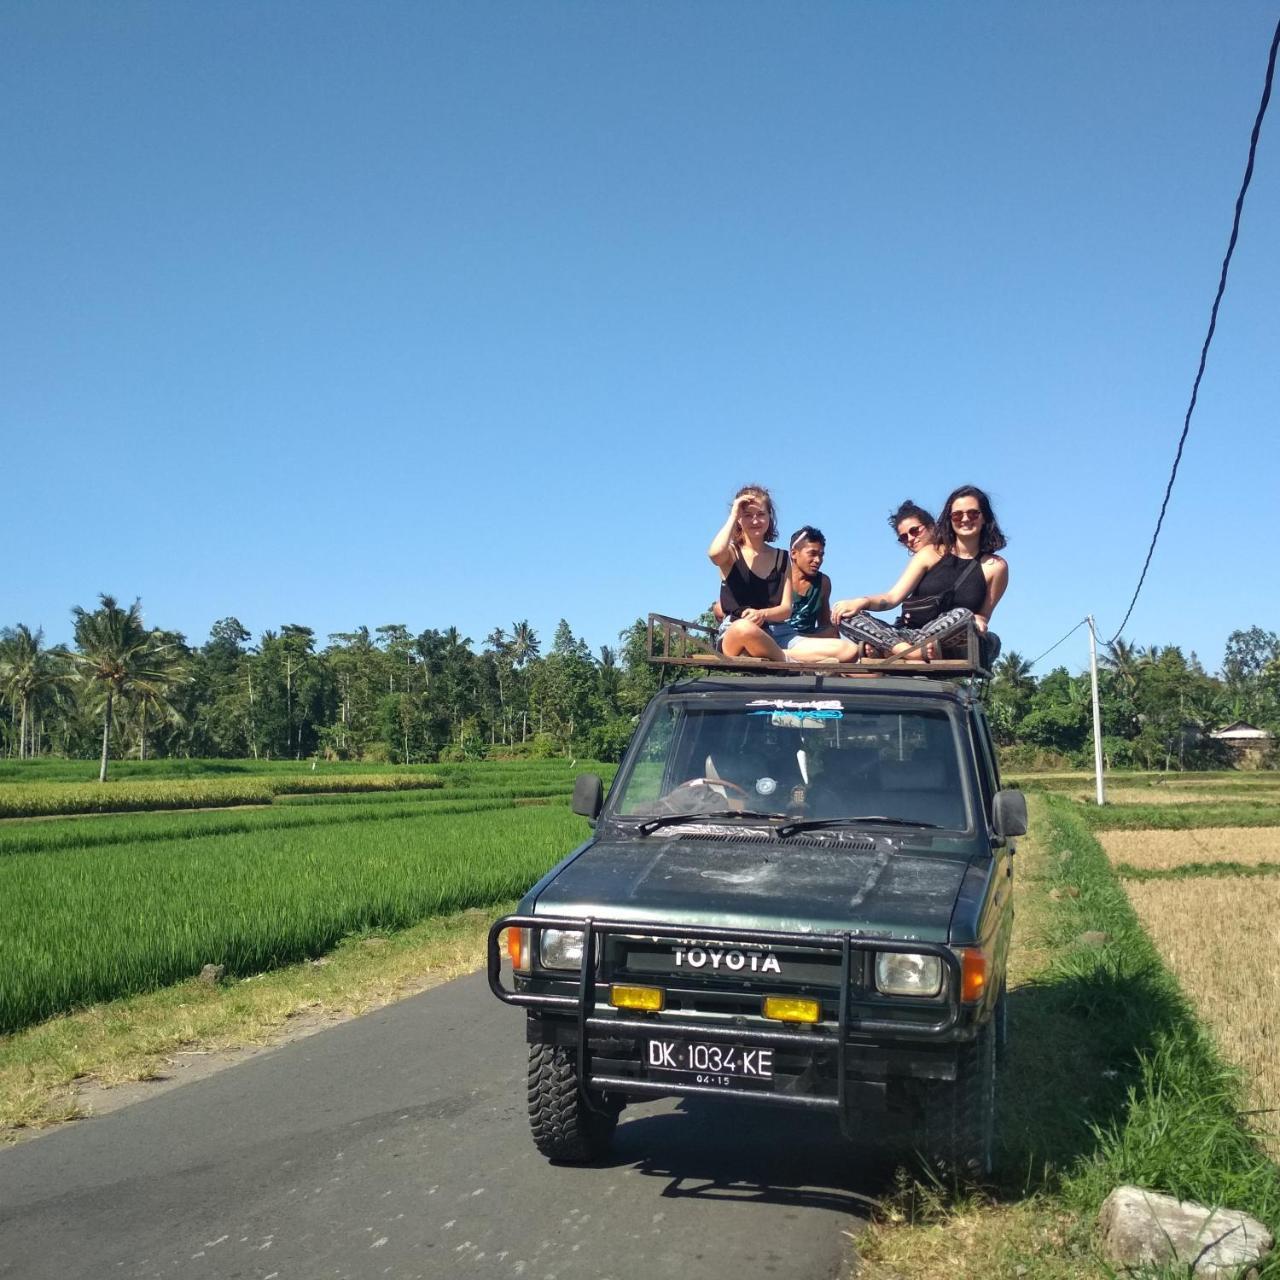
[832,485,1009,664]
[708,485,793,658]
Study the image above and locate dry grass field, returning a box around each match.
[1078,787,1280,806]
[1124,876,1280,1160]
[1147,777,1280,790]
[1100,826,1280,870]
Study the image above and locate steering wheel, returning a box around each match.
[658,777,752,814]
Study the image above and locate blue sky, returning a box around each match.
[4,3,1278,674]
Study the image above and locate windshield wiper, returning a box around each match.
[776,816,941,837]
[635,810,780,837]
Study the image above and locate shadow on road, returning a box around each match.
[576,947,1194,1216]
[603,1096,889,1218]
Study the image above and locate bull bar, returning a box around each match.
[487,914,964,1138]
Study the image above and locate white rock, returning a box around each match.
[1099,1185,1273,1277]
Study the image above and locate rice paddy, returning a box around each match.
[1077,786,1280,806]
[1092,774,1280,1163]
[0,759,615,1034]
[1124,876,1280,1160]
[1100,826,1280,871]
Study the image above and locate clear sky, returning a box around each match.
[4,3,1278,674]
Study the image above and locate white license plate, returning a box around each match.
[646,1038,774,1087]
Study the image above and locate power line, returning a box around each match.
[1027,618,1089,671]
[1109,14,1280,645]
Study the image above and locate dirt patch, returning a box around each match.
[1099,826,1280,870]
[65,1000,401,1124]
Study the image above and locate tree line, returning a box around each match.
[1,596,1277,775]
[0,596,668,777]
[986,626,1280,769]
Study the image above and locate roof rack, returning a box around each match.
[646,614,992,680]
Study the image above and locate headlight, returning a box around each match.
[540,928,586,970]
[876,951,943,997]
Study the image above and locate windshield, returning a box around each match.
[611,697,971,832]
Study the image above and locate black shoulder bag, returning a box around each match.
[899,557,982,629]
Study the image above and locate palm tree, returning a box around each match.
[0,625,74,758]
[68,596,184,781]
[1102,638,1144,697]
[509,620,540,668]
[993,650,1033,690]
[130,634,189,761]
[485,628,512,743]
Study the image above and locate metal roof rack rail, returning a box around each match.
[646,613,992,681]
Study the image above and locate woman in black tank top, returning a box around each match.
[832,485,1009,664]
[707,486,793,659]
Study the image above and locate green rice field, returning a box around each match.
[0,759,616,1034]
[0,757,609,818]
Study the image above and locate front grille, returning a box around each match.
[611,937,850,990]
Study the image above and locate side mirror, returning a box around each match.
[572,773,604,823]
[992,788,1028,840]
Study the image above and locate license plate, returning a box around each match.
[645,1039,774,1088]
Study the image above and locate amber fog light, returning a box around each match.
[610,985,665,1012]
[762,996,820,1023]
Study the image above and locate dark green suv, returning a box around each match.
[488,674,1025,1172]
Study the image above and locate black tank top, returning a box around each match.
[720,548,788,617]
[910,553,987,613]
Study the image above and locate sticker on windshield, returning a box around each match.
[756,709,844,728]
[746,699,842,710]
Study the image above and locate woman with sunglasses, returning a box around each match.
[832,485,1008,665]
[889,499,935,556]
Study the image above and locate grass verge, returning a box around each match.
[853,793,1280,1278]
[0,902,510,1139]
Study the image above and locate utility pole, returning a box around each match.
[1087,616,1106,806]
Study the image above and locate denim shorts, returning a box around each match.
[766,622,804,650]
[716,617,809,652]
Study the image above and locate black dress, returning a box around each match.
[719,548,788,618]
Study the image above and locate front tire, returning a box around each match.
[527,1043,619,1162]
[919,1018,996,1177]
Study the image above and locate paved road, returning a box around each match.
[0,972,878,1280]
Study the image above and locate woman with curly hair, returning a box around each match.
[832,484,1009,666]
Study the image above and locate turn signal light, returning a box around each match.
[610,984,665,1012]
[762,996,820,1024]
[957,947,988,1003]
[506,927,531,974]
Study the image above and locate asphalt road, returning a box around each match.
[0,972,878,1280]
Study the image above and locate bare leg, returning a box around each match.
[721,620,786,661]
[785,636,861,663]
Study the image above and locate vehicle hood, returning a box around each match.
[531,833,971,942]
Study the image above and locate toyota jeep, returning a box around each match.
[488,665,1025,1173]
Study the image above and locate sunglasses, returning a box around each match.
[951,509,983,524]
[896,523,926,545]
